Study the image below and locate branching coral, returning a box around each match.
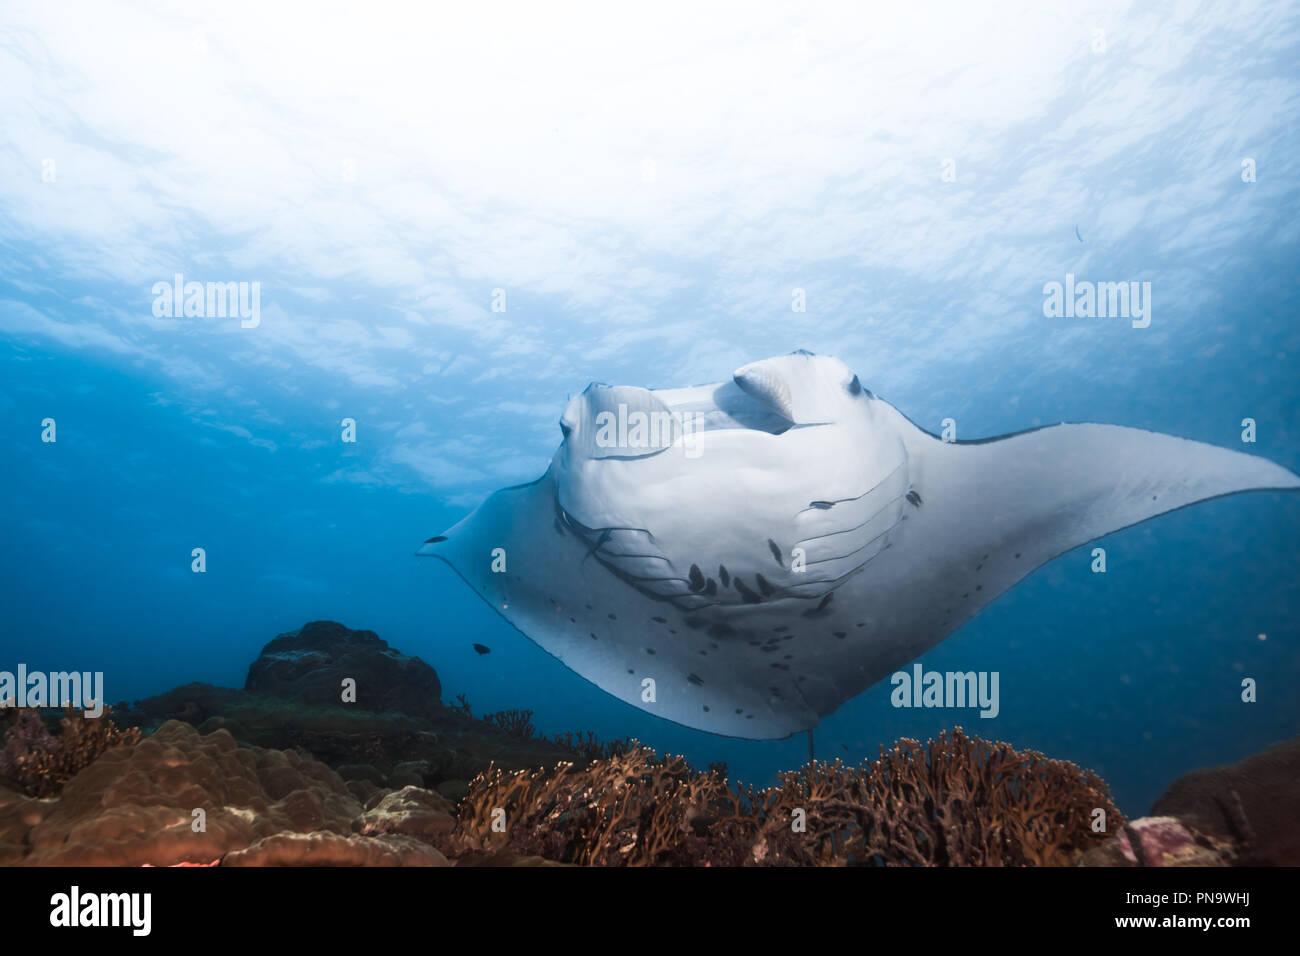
[455,744,751,866]
[462,697,634,761]
[0,707,142,797]
[749,728,1122,866]
[549,730,635,762]
[455,727,1124,867]
[483,709,537,740]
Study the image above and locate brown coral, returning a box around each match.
[750,728,1123,866]
[483,709,537,739]
[455,745,749,866]
[1,719,469,866]
[1,706,141,797]
[455,727,1124,867]
[20,720,365,865]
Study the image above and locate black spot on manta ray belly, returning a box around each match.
[755,573,775,596]
[651,616,667,623]
[704,578,717,596]
[718,565,730,586]
[906,490,922,507]
[688,673,704,686]
[767,539,783,565]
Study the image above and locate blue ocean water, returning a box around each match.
[1,3,1297,816]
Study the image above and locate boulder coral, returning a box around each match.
[5,720,459,866]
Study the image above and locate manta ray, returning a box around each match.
[418,351,1297,740]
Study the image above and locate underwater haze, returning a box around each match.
[1,1,1298,816]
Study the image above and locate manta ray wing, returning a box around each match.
[801,414,1300,714]
[419,354,1299,740]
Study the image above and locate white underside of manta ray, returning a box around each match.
[418,351,1298,740]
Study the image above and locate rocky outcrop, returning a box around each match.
[113,623,577,793]
[1149,736,1300,866]
[245,621,443,719]
[1078,735,1300,867]
[116,681,574,792]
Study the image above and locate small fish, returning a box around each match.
[472,643,491,655]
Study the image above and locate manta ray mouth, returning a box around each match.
[553,493,872,615]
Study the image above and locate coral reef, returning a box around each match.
[479,706,635,760]
[749,729,1121,866]
[8,619,1284,868]
[114,620,586,793]
[455,746,748,866]
[115,683,577,794]
[1,720,460,866]
[110,625,637,798]
[455,728,1124,866]
[0,706,141,797]
[549,730,635,762]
